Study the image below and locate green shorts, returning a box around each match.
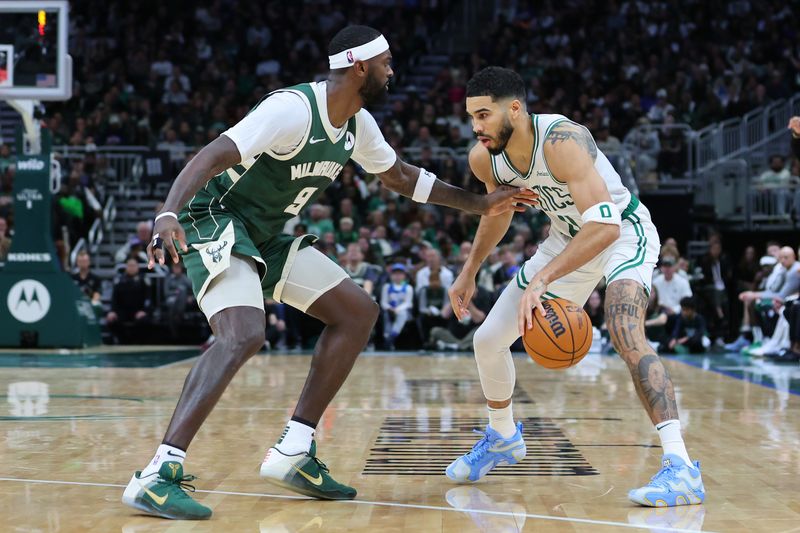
[178,208,315,303]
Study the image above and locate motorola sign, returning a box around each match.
[7,279,51,323]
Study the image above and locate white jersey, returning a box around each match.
[489,114,632,238]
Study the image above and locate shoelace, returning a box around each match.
[166,474,198,499]
[464,429,492,464]
[310,456,330,474]
[647,464,679,490]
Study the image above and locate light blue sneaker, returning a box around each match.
[445,422,526,482]
[724,335,750,353]
[628,454,705,507]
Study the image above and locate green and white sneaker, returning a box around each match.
[260,441,356,500]
[122,461,211,520]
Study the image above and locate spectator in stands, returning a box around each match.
[264,299,287,350]
[416,247,454,294]
[645,286,669,351]
[736,245,759,293]
[652,255,693,334]
[441,125,470,150]
[54,172,102,246]
[727,253,780,351]
[157,128,187,169]
[304,204,334,236]
[370,225,394,260]
[594,126,621,155]
[731,247,800,351]
[584,289,605,330]
[667,297,709,354]
[738,247,799,309]
[380,263,414,350]
[647,88,674,124]
[336,217,358,246]
[658,114,687,177]
[342,242,378,298]
[115,221,151,264]
[492,246,520,291]
[71,250,102,305]
[106,257,151,344]
[0,216,10,263]
[417,269,448,342]
[163,261,195,339]
[698,239,733,342]
[410,126,439,149]
[756,155,790,186]
[429,282,493,352]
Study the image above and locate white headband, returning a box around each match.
[328,34,389,69]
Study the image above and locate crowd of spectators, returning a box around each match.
[0,1,799,356]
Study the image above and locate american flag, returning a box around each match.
[36,73,56,87]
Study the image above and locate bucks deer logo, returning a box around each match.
[205,241,228,264]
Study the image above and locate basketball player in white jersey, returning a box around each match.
[445,67,705,507]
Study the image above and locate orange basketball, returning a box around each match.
[522,297,592,369]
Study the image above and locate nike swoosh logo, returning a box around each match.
[489,441,522,453]
[138,479,168,506]
[166,450,185,458]
[291,465,323,486]
[309,137,326,144]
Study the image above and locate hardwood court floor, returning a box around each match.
[0,349,799,532]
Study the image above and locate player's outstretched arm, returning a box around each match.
[147,135,242,267]
[518,122,621,334]
[375,157,537,216]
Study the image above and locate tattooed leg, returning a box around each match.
[605,279,679,424]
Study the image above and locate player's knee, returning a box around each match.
[218,327,265,360]
[472,323,497,359]
[347,292,379,331]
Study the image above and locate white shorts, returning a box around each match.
[198,246,349,321]
[514,201,661,306]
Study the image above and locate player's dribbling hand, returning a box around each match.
[448,272,476,321]
[483,186,538,216]
[147,215,188,269]
[518,276,547,337]
[788,116,800,136]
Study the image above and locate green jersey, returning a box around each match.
[177,82,395,303]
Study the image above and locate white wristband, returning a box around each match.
[154,211,178,223]
[581,201,621,226]
[412,168,436,203]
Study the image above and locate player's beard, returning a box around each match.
[485,114,514,155]
[360,71,389,106]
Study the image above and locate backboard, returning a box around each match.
[0,0,71,101]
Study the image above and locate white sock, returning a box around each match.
[488,402,517,439]
[656,420,692,467]
[275,420,315,455]
[141,444,185,477]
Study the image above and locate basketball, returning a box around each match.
[522,297,592,369]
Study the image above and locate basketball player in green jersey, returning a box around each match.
[445,67,705,508]
[121,28,536,520]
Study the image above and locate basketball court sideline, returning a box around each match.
[1,348,798,532]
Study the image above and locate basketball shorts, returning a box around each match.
[179,210,348,320]
[515,196,661,306]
